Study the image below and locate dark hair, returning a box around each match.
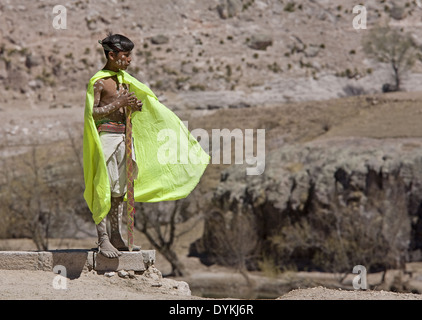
[99,32,134,59]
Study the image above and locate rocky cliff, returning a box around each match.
[191,136,422,272]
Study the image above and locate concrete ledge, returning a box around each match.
[0,251,40,271]
[94,250,156,274]
[95,252,145,273]
[0,250,155,278]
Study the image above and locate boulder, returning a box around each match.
[247,33,273,50]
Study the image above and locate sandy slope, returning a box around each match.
[278,286,422,300]
[0,269,198,300]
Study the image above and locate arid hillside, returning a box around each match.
[2,0,422,112]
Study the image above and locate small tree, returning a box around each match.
[362,24,418,92]
[135,198,201,277]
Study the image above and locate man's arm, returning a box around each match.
[92,82,136,120]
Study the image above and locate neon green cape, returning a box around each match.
[83,69,210,224]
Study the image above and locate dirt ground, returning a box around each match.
[279,286,422,300]
[0,269,197,300]
[1,267,422,300]
[1,234,422,300]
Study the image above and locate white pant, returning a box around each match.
[99,132,138,197]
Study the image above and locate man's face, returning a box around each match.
[111,51,132,70]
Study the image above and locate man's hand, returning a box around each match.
[117,84,142,112]
[133,99,143,112]
[116,84,138,108]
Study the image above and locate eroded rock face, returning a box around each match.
[191,137,422,272]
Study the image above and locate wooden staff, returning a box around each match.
[125,86,135,252]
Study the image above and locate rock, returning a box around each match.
[248,33,273,50]
[150,34,169,45]
[118,270,129,278]
[104,271,115,277]
[390,4,407,20]
[217,0,243,19]
[25,54,41,69]
[143,265,162,281]
[28,79,43,90]
[304,44,321,58]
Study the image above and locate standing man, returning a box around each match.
[83,33,209,258]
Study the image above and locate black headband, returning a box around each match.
[98,39,123,52]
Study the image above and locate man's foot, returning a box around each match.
[116,244,142,251]
[97,235,122,258]
[110,234,141,251]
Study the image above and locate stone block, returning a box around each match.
[94,251,153,273]
[0,251,39,270]
[0,250,156,276]
[141,250,156,267]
